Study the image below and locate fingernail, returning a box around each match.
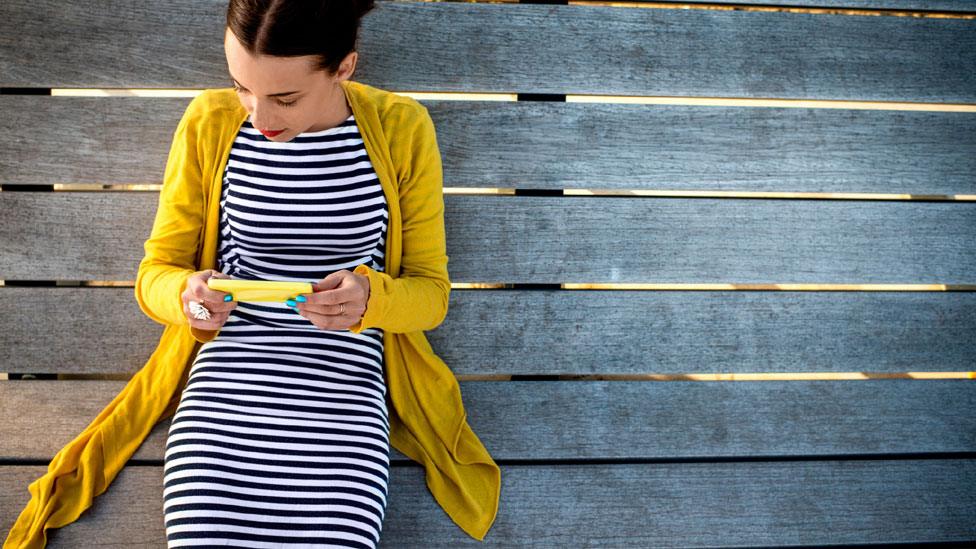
[295,295,307,303]
[286,299,296,307]
[224,295,233,302]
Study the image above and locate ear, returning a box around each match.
[338,51,358,81]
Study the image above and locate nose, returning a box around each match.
[245,98,273,129]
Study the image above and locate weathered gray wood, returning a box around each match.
[0,96,184,187]
[2,193,975,283]
[714,0,976,9]
[0,288,161,373]
[3,379,974,463]
[2,288,975,375]
[3,461,974,547]
[3,96,976,193]
[2,2,974,102]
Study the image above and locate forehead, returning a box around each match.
[223,28,315,87]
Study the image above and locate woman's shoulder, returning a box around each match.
[184,88,246,119]
[168,88,246,143]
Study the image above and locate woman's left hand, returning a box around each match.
[290,269,370,331]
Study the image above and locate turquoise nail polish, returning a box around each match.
[286,299,296,307]
[224,295,233,302]
[295,295,307,303]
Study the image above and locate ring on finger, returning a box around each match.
[338,303,345,315]
[189,300,212,321]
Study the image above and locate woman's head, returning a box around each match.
[224,0,376,141]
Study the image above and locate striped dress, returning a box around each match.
[163,114,390,548]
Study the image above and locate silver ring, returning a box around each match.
[189,300,212,321]
[339,303,345,315]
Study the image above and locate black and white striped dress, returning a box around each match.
[163,114,390,548]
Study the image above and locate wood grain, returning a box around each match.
[2,194,975,283]
[1,288,974,375]
[1,2,973,101]
[2,96,975,192]
[3,379,974,463]
[691,0,976,10]
[3,461,974,547]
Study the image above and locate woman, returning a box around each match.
[3,1,499,548]
[163,1,394,546]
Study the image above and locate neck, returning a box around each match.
[309,84,352,132]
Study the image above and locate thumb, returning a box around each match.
[313,271,344,292]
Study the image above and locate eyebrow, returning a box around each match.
[230,76,301,97]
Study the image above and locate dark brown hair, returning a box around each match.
[226,0,377,76]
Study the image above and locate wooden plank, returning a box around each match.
[2,193,975,283]
[692,0,976,13]
[2,380,974,463]
[661,0,976,10]
[3,96,976,193]
[3,461,974,546]
[2,288,975,375]
[0,288,162,373]
[1,2,974,101]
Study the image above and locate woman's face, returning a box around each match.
[223,27,357,141]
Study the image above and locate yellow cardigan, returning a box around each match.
[3,80,500,548]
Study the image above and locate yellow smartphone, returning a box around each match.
[207,279,314,303]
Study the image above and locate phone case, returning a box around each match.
[207,279,314,303]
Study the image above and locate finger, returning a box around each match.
[310,271,346,293]
[309,279,360,308]
[298,301,351,316]
[190,315,223,330]
[300,308,356,330]
[186,293,236,316]
[298,297,357,317]
[301,271,362,312]
[188,295,236,314]
[189,270,235,305]
[190,286,235,311]
[185,302,224,327]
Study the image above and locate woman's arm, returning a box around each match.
[134,97,205,332]
[348,103,451,334]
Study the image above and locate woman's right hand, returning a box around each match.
[182,269,237,330]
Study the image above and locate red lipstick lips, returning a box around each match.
[259,128,284,137]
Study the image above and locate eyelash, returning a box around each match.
[233,84,298,107]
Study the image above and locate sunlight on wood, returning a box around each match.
[571,1,976,19]
[47,184,519,195]
[47,89,976,113]
[52,184,159,191]
[567,95,976,112]
[392,91,517,102]
[1,372,971,382]
[443,187,516,195]
[456,372,976,381]
[564,189,976,201]
[561,283,974,291]
[2,280,974,292]
[451,282,509,289]
[51,89,517,101]
[51,89,203,97]
[37,185,976,202]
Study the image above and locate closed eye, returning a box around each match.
[232,84,299,107]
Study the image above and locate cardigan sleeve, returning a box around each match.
[347,103,451,334]
[134,96,205,332]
